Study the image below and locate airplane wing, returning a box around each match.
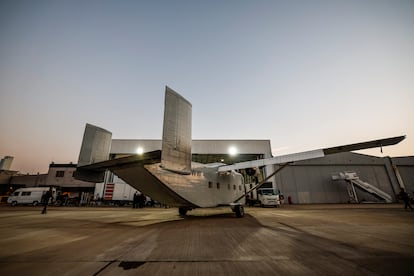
[218,135,406,172]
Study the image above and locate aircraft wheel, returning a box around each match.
[179,207,188,216]
[235,205,244,218]
[32,201,39,207]
[11,201,17,206]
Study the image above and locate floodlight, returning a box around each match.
[136,147,144,155]
[228,146,238,156]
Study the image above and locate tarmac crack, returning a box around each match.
[93,260,116,276]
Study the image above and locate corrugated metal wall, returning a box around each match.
[274,152,414,204]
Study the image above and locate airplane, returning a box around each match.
[74,86,406,217]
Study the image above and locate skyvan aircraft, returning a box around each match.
[75,86,405,217]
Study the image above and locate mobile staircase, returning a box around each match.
[332,171,392,203]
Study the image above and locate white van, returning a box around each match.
[7,187,56,206]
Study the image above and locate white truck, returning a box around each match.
[95,176,139,206]
[7,187,56,206]
[256,188,281,207]
[246,186,281,207]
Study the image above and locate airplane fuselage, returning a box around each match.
[145,163,245,208]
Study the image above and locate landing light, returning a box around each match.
[136,147,144,155]
[228,146,238,156]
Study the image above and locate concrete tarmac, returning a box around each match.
[0,204,413,275]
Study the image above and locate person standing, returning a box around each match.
[41,187,53,214]
[133,191,139,209]
[398,188,413,211]
[139,193,146,208]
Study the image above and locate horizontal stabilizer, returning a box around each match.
[77,150,161,171]
[74,150,161,182]
[218,135,406,171]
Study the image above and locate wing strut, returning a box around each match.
[233,163,291,203]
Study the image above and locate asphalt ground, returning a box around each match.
[0,204,413,275]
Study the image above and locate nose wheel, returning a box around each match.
[230,203,245,218]
[179,207,189,216]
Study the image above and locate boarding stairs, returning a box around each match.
[332,171,392,203]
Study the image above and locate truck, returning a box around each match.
[95,176,139,206]
[7,187,56,206]
[256,188,281,207]
[245,182,281,207]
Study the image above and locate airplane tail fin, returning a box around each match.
[74,123,112,182]
[161,86,192,174]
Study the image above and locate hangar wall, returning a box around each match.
[393,156,414,194]
[274,152,414,204]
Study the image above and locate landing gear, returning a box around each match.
[179,207,188,216]
[235,205,244,218]
[230,203,245,218]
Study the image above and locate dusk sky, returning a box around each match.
[1,0,413,174]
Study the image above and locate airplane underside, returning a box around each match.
[76,150,198,208]
[111,164,198,208]
[113,164,245,216]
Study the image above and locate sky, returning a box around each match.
[1,0,413,174]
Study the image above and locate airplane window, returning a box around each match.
[216,183,220,189]
[208,182,212,188]
[233,185,236,190]
[228,184,230,190]
[239,185,242,191]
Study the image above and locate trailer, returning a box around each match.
[95,176,139,206]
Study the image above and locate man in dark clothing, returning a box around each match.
[139,193,146,208]
[133,192,138,209]
[398,188,413,210]
[41,188,53,214]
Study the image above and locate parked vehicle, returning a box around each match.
[256,188,281,207]
[7,187,56,206]
[246,186,281,207]
[96,181,138,206]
